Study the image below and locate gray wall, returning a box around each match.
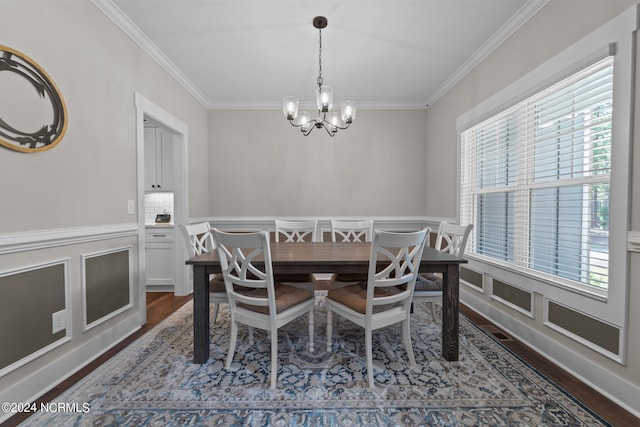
[424,0,640,410]
[208,109,428,217]
[1,0,638,419]
[0,0,208,414]
[0,2,209,233]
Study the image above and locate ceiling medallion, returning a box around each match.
[283,16,356,137]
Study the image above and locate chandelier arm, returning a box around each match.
[321,122,337,137]
[320,118,350,131]
[288,118,303,128]
[302,125,315,136]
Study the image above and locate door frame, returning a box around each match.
[134,92,191,323]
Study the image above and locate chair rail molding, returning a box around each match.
[0,223,138,254]
[202,216,456,235]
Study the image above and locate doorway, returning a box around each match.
[134,93,191,323]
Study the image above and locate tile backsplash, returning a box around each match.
[145,192,174,224]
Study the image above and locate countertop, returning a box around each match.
[145,223,174,228]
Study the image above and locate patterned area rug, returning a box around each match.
[22,301,608,426]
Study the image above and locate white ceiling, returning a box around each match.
[98,0,547,109]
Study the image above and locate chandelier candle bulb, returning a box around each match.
[341,101,356,123]
[316,86,333,112]
[327,112,340,126]
[283,96,299,120]
[283,16,356,137]
[299,111,312,133]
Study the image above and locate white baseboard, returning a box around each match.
[146,284,175,292]
[0,315,142,424]
[460,289,640,419]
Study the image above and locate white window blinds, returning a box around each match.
[460,56,613,290]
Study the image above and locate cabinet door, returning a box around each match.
[158,131,175,191]
[145,228,175,288]
[146,243,175,286]
[144,128,174,192]
[144,128,159,191]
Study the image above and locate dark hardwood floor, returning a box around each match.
[460,305,640,426]
[3,293,638,426]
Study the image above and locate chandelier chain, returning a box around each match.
[318,28,323,84]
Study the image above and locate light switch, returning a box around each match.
[127,199,135,214]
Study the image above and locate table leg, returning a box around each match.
[441,264,460,361]
[193,265,210,364]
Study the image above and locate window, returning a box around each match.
[460,57,613,291]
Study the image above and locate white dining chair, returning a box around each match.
[325,228,430,388]
[328,219,374,285]
[412,222,473,319]
[274,219,318,243]
[180,222,227,323]
[212,228,316,389]
[274,219,319,286]
[330,219,373,243]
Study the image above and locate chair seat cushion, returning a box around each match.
[239,284,314,314]
[332,273,368,283]
[327,284,403,314]
[414,273,442,292]
[274,273,315,283]
[209,274,226,293]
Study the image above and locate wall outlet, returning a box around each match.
[127,199,135,215]
[52,309,66,334]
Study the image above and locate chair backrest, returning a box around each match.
[366,228,430,315]
[212,229,276,314]
[434,222,474,256]
[274,219,318,242]
[330,219,374,242]
[180,222,215,257]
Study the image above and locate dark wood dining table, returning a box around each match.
[185,241,467,364]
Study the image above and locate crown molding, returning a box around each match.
[206,101,428,110]
[91,0,211,108]
[93,0,548,111]
[425,0,550,108]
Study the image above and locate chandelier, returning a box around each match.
[283,16,356,137]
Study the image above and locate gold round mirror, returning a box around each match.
[0,46,68,153]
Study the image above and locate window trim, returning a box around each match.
[461,55,613,296]
[456,5,637,329]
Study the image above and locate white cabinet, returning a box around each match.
[144,128,174,192]
[145,227,175,289]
